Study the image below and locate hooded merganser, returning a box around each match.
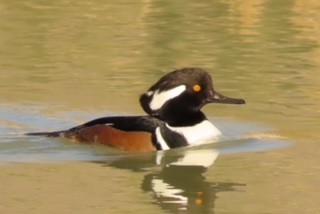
[27,68,245,152]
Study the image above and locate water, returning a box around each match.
[0,104,287,164]
[1,0,320,213]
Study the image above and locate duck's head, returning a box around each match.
[140,68,245,119]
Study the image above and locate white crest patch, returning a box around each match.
[166,120,221,146]
[149,85,186,110]
[146,91,154,96]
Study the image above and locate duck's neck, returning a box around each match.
[153,110,221,150]
[161,109,207,127]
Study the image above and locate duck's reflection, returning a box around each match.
[102,147,245,213]
[142,166,244,213]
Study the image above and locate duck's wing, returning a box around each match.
[26,116,164,152]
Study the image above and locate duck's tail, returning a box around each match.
[25,131,63,137]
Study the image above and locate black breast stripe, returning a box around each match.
[159,124,188,148]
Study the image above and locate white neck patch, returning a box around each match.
[166,120,221,146]
[149,85,186,111]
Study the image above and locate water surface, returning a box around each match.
[1,0,320,213]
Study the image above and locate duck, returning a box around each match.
[27,67,245,152]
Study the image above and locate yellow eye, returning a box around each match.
[193,84,201,92]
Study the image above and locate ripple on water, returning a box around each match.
[0,105,291,165]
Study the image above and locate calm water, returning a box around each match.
[1,0,320,213]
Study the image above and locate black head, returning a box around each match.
[140,68,245,122]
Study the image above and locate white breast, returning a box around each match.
[166,120,221,146]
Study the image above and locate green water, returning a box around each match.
[1,0,320,213]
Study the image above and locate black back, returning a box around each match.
[68,116,164,133]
